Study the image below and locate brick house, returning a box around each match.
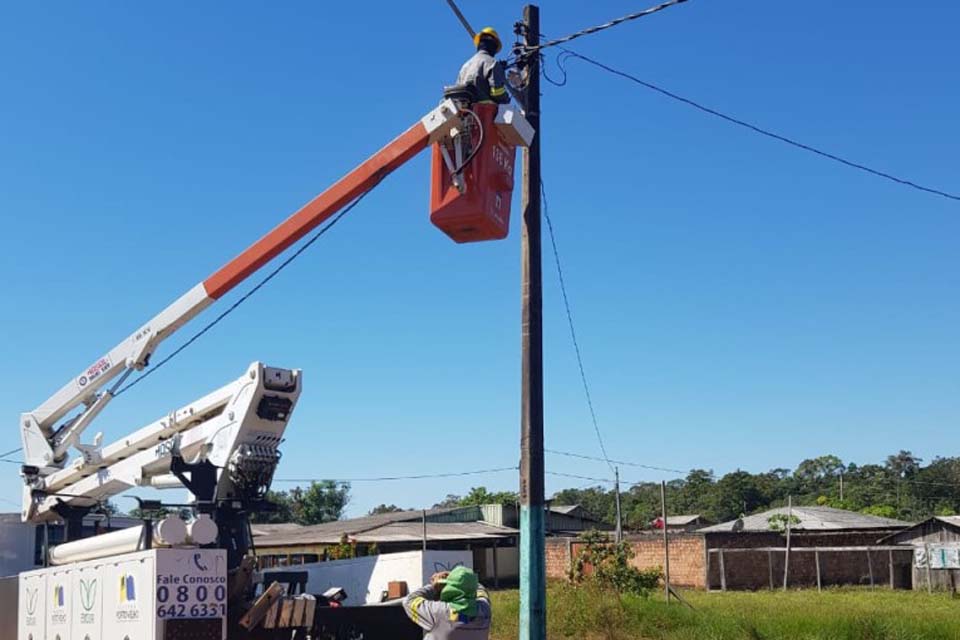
[547,506,913,590]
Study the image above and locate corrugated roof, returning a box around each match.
[258,519,517,547]
[250,523,303,537]
[700,506,910,533]
[666,515,703,526]
[935,515,960,527]
[877,515,960,544]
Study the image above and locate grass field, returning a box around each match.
[489,584,960,640]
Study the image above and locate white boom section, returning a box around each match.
[19,99,461,474]
[23,361,301,522]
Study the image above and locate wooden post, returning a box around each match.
[493,540,500,589]
[518,8,546,638]
[925,544,933,594]
[782,496,793,591]
[768,550,774,590]
[888,549,894,589]
[815,550,822,592]
[719,549,727,592]
[614,468,623,543]
[867,548,874,588]
[661,480,671,602]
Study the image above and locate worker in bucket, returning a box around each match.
[403,566,491,639]
[456,27,511,105]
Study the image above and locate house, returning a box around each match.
[652,514,712,532]
[879,515,960,591]
[251,502,606,585]
[546,506,914,590]
[699,506,912,590]
[252,505,519,585]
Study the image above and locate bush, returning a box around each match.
[570,530,661,597]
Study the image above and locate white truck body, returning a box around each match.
[269,550,472,606]
[19,547,227,640]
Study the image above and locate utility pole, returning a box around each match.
[839,471,844,503]
[614,467,623,543]
[782,495,792,591]
[661,480,671,603]
[518,5,544,640]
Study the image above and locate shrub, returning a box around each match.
[570,530,661,597]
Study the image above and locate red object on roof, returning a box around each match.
[652,517,665,529]
[430,103,516,243]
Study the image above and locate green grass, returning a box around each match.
[489,583,960,640]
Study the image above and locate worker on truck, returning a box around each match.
[456,27,510,105]
[403,566,491,639]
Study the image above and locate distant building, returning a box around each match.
[251,503,607,585]
[253,506,519,585]
[651,514,712,532]
[546,506,914,590]
[879,515,960,591]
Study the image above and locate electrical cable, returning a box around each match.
[114,175,385,397]
[518,0,689,56]
[0,447,22,459]
[274,465,519,484]
[546,448,687,475]
[453,108,484,174]
[546,45,960,202]
[542,179,615,472]
[547,470,615,484]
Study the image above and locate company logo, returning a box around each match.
[193,553,208,572]
[119,574,136,603]
[77,356,111,389]
[53,584,65,607]
[26,588,39,615]
[80,579,98,612]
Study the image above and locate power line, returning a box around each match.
[115,176,383,397]
[546,45,960,202]
[274,466,518,484]
[0,447,22,459]
[547,448,687,475]
[542,180,614,471]
[519,0,690,56]
[547,470,615,484]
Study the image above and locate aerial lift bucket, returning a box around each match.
[430,102,534,243]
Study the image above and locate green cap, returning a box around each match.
[440,566,479,616]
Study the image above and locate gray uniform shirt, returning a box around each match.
[456,50,510,104]
[403,583,491,640]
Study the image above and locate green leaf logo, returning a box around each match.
[80,579,97,612]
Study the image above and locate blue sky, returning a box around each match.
[1,1,957,517]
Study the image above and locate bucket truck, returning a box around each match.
[10,95,533,640]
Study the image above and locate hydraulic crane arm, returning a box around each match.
[20,99,462,475]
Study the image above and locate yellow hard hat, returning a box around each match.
[473,27,502,54]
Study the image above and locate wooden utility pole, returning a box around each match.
[782,495,793,591]
[518,5,545,640]
[614,467,623,543]
[661,480,671,602]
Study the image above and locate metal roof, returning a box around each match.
[666,515,704,526]
[250,523,304,537]
[877,515,960,544]
[257,519,517,547]
[934,515,960,528]
[700,506,910,533]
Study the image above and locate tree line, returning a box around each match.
[235,450,960,527]
[552,450,959,529]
